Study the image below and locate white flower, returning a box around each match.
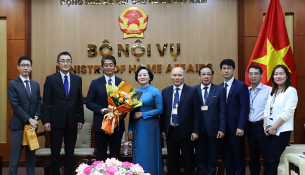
[105,158,122,167]
[91,171,103,175]
[75,163,89,173]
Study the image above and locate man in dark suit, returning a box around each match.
[219,59,250,175]
[42,52,84,175]
[160,67,199,175]
[194,66,226,175]
[86,55,125,161]
[8,56,41,175]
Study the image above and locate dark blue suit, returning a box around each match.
[194,83,226,175]
[160,84,199,175]
[86,75,125,161]
[219,78,250,175]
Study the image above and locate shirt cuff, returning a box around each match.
[34,116,38,120]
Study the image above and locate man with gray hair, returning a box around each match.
[160,67,199,174]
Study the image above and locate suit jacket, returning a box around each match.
[42,72,84,128]
[8,77,41,130]
[220,78,250,134]
[194,83,226,137]
[86,75,125,132]
[264,86,298,133]
[160,84,199,138]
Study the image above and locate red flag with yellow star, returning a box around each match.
[245,0,296,87]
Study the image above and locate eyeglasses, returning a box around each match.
[58,60,72,64]
[222,67,232,71]
[20,64,31,68]
[248,72,260,77]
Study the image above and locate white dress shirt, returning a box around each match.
[104,74,115,85]
[170,83,184,126]
[223,77,234,99]
[200,83,211,105]
[19,76,31,92]
[248,83,271,122]
[60,71,70,92]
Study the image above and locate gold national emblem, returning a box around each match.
[119,7,148,39]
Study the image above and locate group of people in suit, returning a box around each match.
[7,53,298,175]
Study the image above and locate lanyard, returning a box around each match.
[249,88,260,105]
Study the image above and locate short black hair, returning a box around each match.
[57,51,72,62]
[135,66,154,84]
[220,59,235,69]
[248,65,263,74]
[101,55,116,66]
[18,56,32,65]
[199,66,214,75]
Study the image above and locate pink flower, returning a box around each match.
[122,162,132,168]
[92,161,104,166]
[106,165,118,174]
[126,173,133,175]
[83,166,92,174]
[95,162,106,171]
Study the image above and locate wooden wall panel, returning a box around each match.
[6,80,13,121]
[0,0,6,16]
[296,78,305,118]
[0,18,7,143]
[244,37,257,72]
[7,40,26,79]
[6,0,26,39]
[291,0,305,36]
[294,118,305,143]
[294,37,305,77]
[31,0,238,95]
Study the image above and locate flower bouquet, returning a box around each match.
[102,81,142,135]
[75,158,150,175]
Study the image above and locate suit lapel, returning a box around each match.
[206,84,216,105]
[178,85,188,107]
[227,79,237,107]
[196,84,204,106]
[68,73,76,99]
[16,77,31,100]
[56,72,67,99]
[114,76,122,86]
[168,86,174,108]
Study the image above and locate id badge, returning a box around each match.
[250,108,254,113]
[201,106,208,111]
[172,108,178,114]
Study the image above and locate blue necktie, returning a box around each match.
[203,87,208,104]
[64,75,69,98]
[24,80,31,97]
[172,88,179,124]
[108,78,112,85]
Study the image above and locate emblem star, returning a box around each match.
[252,38,292,81]
[131,12,136,18]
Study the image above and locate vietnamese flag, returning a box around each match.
[245,0,297,88]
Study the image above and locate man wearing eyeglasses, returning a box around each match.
[247,65,271,175]
[42,51,84,175]
[8,56,41,175]
[219,59,250,175]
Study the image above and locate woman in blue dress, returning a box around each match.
[128,66,163,175]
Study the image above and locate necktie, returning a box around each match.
[24,80,31,97]
[172,88,179,124]
[203,87,208,104]
[64,75,69,98]
[108,78,112,85]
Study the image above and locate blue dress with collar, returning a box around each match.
[128,85,163,175]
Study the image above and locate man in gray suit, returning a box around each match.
[7,56,41,175]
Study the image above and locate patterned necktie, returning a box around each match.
[24,80,31,97]
[108,78,112,85]
[64,75,69,98]
[172,88,179,124]
[203,87,208,104]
